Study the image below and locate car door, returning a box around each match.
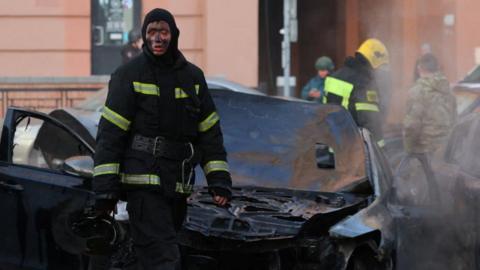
[0,108,95,270]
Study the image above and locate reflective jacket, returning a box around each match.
[93,48,232,197]
[323,54,384,146]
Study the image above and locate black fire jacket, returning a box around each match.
[93,49,232,197]
[323,53,384,146]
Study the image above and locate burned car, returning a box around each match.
[453,64,480,117]
[0,88,395,269]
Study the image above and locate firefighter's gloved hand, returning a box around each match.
[94,193,119,215]
[209,187,232,207]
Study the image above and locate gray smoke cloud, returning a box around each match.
[389,129,478,270]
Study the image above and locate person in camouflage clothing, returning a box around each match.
[397,53,456,201]
[403,53,456,154]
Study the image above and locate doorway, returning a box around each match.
[91,0,141,75]
[258,0,344,97]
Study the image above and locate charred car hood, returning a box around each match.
[184,186,368,241]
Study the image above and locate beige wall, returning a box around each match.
[0,0,258,87]
[143,0,259,87]
[203,0,258,86]
[0,0,478,92]
[0,0,91,76]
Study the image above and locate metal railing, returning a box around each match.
[0,76,109,117]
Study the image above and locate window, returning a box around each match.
[13,115,92,173]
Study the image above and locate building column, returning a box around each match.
[344,0,359,56]
[386,0,418,123]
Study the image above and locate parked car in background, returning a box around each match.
[0,86,395,269]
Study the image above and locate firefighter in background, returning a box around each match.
[92,8,232,270]
[323,38,389,147]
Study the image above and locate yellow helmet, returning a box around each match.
[357,38,389,69]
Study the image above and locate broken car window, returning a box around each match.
[12,116,93,172]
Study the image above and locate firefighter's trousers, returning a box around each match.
[127,190,187,270]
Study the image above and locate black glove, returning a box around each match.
[208,186,232,201]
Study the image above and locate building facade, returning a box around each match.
[0,0,259,87]
[1,0,480,122]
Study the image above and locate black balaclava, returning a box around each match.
[141,8,180,65]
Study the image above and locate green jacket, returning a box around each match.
[403,72,457,154]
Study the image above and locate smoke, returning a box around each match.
[389,128,478,269]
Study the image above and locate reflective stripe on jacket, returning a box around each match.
[323,54,384,145]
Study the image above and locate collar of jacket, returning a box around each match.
[344,53,374,78]
[142,45,187,70]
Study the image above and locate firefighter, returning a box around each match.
[92,8,232,270]
[323,38,389,147]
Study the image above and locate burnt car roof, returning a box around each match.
[199,90,367,192]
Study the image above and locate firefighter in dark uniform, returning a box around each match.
[323,38,389,147]
[92,8,232,270]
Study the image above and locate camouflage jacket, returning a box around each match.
[403,72,457,154]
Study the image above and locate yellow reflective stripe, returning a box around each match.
[175,86,200,99]
[203,160,229,175]
[133,81,159,96]
[355,102,380,112]
[324,77,354,109]
[102,106,131,131]
[176,182,194,194]
[94,163,120,176]
[175,87,189,99]
[198,112,220,132]
[377,139,385,148]
[121,174,161,185]
[366,90,379,102]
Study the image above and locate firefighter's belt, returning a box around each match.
[131,134,193,161]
